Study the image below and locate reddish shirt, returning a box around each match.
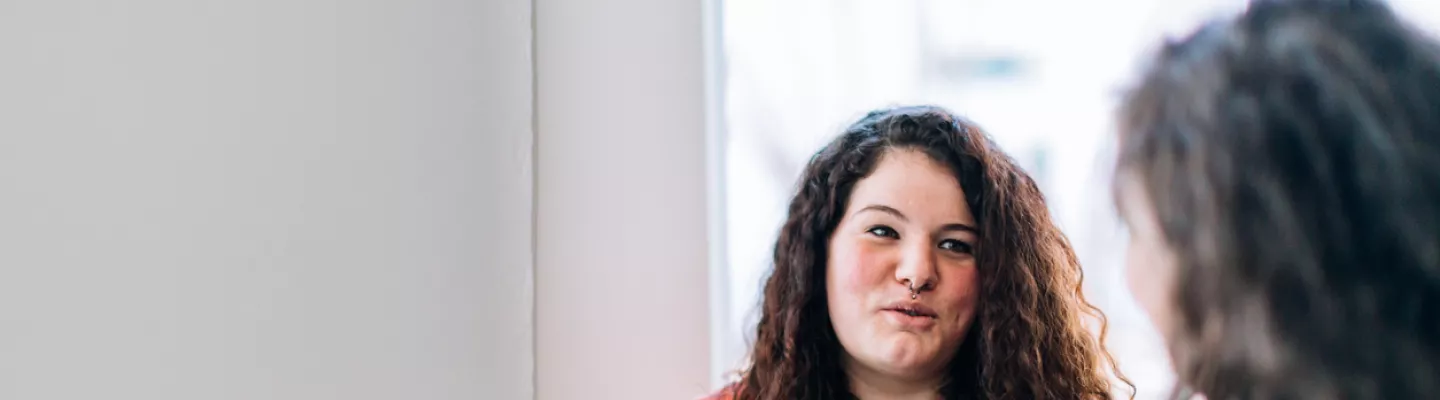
[698,384,738,400]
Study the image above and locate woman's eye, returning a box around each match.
[866,226,899,239]
[939,239,973,254]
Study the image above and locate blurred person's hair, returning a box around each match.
[1117,0,1440,398]
[731,106,1131,399]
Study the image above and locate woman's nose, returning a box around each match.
[894,240,938,292]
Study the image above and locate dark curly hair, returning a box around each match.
[1116,0,1440,398]
[730,106,1130,399]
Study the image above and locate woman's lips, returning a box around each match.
[881,300,938,329]
[882,300,938,318]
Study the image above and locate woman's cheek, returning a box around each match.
[840,239,894,291]
[937,261,980,326]
[945,263,979,299]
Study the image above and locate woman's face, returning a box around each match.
[1117,174,1180,340]
[826,149,981,380]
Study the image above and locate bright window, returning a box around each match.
[713,1,1440,397]
[714,1,1242,397]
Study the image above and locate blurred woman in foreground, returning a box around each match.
[1116,0,1440,398]
[709,106,1129,399]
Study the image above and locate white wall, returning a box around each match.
[0,0,534,399]
[534,0,713,398]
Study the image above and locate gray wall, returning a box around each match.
[0,0,535,398]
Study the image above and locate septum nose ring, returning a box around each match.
[908,281,918,299]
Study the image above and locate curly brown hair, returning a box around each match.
[1116,0,1440,398]
[730,106,1130,399]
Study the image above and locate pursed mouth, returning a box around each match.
[883,306,937,318]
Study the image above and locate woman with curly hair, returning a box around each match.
[706,106,1128,399]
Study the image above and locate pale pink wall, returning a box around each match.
[535,0,714,398]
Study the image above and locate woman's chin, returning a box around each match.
[866,336,945,375]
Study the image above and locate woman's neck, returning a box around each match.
[844,359,945,400]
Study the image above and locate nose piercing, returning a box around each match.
[909,281,918,299]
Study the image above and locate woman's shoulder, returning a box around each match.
[696,391,731,400]
[697,383,738,400]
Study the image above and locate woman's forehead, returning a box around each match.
[848,150,973,223]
